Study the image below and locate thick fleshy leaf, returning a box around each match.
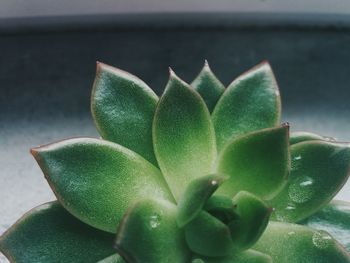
[97,254,126,263]
[290,131,327,145]
[215,126,290,199]
[115,199,191,263]
[0,202,115,263]
[31,138,174,233]
[212,61,281,150]
[192,249,272,263]
[254,222,350,263]
[229,191,272,250]
[185,211,233,257]
[91,62,158,165]
[270,141,350,223]
[204,195,239,224]
[153,70,217,200]
[191,60,225,112]
[177,174,228,227]
[301,200,350,251]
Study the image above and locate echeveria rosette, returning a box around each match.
[1,61,350,263]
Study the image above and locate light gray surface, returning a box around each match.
[1,0,350,18]
[1,24,350,262]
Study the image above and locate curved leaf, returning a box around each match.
[185,211,233,257]
[177,174,228,227]
[254,222,350,263]
[301,200,350,251]
[215,126,290,200]
[97,254,126,263]
[192,249,272,263]
[115,199,191,263]
[290,131,328,145]
[0,202,115,263]
[153,70,217,200]
[212,61,281,151]
[31,138,174,233]
[229,191,272,250]
[91,62,158,165]
[204,195,239,224]
[270,141,350,223]
[191,60,225,112]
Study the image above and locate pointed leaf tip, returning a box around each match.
[91,63,159,165]
[212,61,281,150]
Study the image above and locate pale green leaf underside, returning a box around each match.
[32,138,174,233]
[0,202,115,263]
[191,61,225,112]
[192,249,272,263]
[301,200,350,252]
[212,62,281,151]
[115,199,191,263]
[153,71,217,200]
[97,254,126,263]
[91,62,158,166]
[270,141,350,223]
[254,222,350,263]
[215,126,290,200]
[290,131,328,145]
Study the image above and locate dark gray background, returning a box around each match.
[1,14,350,262]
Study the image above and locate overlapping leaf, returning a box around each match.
[271,141,350,222]
[153,70,217,200]
[212,62,281,151]
[91,62,158,165]
[31,138,174,233]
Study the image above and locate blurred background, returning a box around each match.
[1,1,350,261]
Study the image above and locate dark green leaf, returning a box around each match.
[301,200,350,251]
[153,70,217,200]
[177,174,228,227]
[254,222,350,263]
[215,126,290,200]
[31,138,174,233]
[0,202,115,263]
[270,141,350,222]
[229,191,272,250]
[185,211,233,257]
[192,249,272,263]
[204,195,239,224]
[115,199,191,263]
[212,62,281,151]
[91,62,158,165]
[191,60,225,112]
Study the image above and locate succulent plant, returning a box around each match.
[1,61,350,263]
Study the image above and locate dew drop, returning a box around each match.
[285,203,296,211]
[312,230,333,249]
[293,155,302,161]
[149,214,161,229]
[288,231,296,236]
[288,176,315,203]
[211,180,218,186]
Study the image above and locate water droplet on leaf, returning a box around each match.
[312,230,333,249]
[288,176,315,203]
[149,213,161,229]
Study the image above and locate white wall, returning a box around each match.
[1,0,350,19]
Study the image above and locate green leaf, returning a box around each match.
[290,131,328,145]
[215,126,290,199]
[115,199,191,263]
[31,138,174,233]
[185,211,233,257]
[301,200,350,251]
[153,69,217,200]
[177,174,228,227]
[204,195,239,224]
[270,141,350,223]
[0,201,115,263]
[254,222,350,263]
[191,60,225,112]
[212,61,281,151]
[192,249,272,263]
[97,254,126,263]
[229,191,272,250]
[91,62,158,165]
